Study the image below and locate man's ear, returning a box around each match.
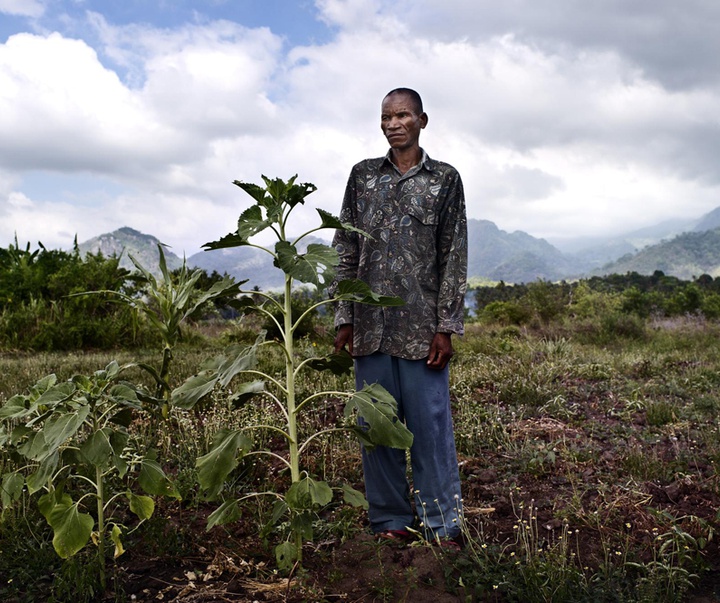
[420,112,428,129]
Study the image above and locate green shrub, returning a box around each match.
[481,300,531,325]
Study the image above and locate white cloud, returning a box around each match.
[0,0,44,18]
[1,1,720,257]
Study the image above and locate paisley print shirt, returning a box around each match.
[332,150,468,360]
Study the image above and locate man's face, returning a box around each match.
[381,93,427,152]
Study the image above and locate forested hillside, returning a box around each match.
[594,228,720,280]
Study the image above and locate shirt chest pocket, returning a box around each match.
[405,199,438,226]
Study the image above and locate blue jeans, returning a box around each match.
[355,352,463,539]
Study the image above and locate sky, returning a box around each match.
[1,0,720,256]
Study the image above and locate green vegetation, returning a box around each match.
[600,227,720,280]
[2,194,720,601]
[170,175,411,570]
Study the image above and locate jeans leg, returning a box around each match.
[398,358,463,539]
[355,353,415,533]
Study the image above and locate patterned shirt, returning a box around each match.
[332,150,468,360]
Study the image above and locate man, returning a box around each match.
[332,88,467,544]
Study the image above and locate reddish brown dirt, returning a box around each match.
[109,439,720,602]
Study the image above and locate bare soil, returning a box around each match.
[111,414,720,603]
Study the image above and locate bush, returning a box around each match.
[481,300,532,325]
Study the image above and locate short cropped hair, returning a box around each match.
[384,88,424,114]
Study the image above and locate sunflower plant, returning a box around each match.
[171,175,413,570]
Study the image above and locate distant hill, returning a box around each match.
[76,204,720,287]
[591,228,720,280]
[187,220,577,287]
[78,227,184,275]
[692,207,720,232]
[189,245,281,290]
[467,220,577,283]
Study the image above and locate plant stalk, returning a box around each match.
[96,464,107,591]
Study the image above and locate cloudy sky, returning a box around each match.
[1,0,719,256]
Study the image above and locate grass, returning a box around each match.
[1,317,720,601]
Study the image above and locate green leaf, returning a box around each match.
[234,180,270,205]
[270,499,289,526]
[274,241,338,288]
[290,511,314,540]
[335,279,405,306]
[316,208,371,238]
[26,451,59,494]
[139,459,180,499]
[135,362,163,386]
[0,395,30,420]
[18,430,47,461]
[196,429,253,499]
[42,406,90,457]
[286,477,333,510]
[184,276,244,319]
[128,251,158,286]
[346,383,414,450]
[305,351,353,375]
[128,492,155,520]
[110,431,130,477]
[342,484,369,510]
[47,498,94,558]
[38,490,70,522]
[34,373,59,392]
[1,472,25,509]
[103,360,123,381]
[34,381,76,408]
[171,371,219,409]
[275,541,299,572]
[80,428,113,468]
[262,174,316,209]
[203,206,271,250]
[237,205,272,241]
[109,407,134,427]
[70,374,93,392]
[9,424,30,446]
[206,499,242,530]
[228,380,266,408]
[201,231,249,251]
[217,339,262,386]
[315,208,344,230]
[109,383,140,405]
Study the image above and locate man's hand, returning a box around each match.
[334,324,354,355]
[427,332,453,370]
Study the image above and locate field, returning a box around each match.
[2,314,720,603]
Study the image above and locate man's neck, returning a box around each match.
[390,147,422,175]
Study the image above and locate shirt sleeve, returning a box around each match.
[436,169,468,335]
[331,167,360,328]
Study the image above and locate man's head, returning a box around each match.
[384,88,424,114]
[381,88,428,153]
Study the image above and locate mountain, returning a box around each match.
[76,204,720,287]
[591,228,720,280]
[549,218,698,276]
[692,207,720,232]
[78,227,184,275]
[187,220,577,286]
[189,245,281,289]
[467,220,577,283]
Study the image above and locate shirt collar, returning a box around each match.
[383,148,433,174]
